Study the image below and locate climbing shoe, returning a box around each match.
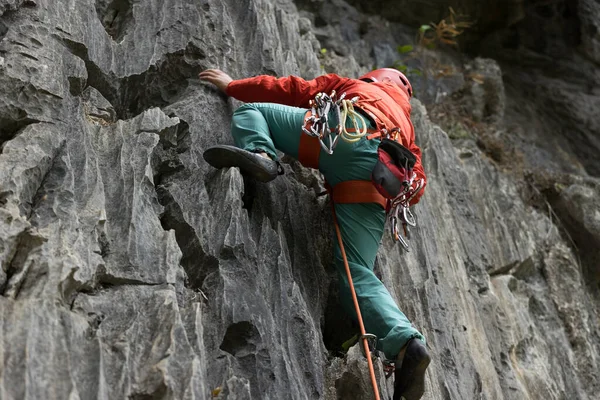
[203,145,281,183]
[393,339,431,400]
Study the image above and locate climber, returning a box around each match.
[199,67,431,400]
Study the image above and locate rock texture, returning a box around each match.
[1,1,599,400]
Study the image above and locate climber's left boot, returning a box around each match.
[203,144,281,183]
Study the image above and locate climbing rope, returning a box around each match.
[302,90,369,154]
[331,203,381,400]
[339,98,367,143]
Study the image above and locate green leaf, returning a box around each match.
[419,24,432,32]
[320,48,327,55]
[397,44,414,54]
[341,334,359,352]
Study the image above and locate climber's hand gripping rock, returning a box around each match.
[198,69,232,93]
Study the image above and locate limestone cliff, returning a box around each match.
[0,0,599,399]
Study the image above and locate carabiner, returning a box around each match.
[402,206,416,227]
[360,333,379,360]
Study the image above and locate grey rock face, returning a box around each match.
[1,1,599,400]
[464,58,505,123]
[579,0,600,63]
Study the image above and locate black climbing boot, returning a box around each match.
[203,145,280,183]
[393,339,431,400]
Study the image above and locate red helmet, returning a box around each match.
[359,68,413,98]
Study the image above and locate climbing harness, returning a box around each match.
[302,90,368,155]
[332,204,382,400]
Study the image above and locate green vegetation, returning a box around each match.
[390,7,473,79]
[417,8,472,49]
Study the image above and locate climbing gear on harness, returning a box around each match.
[382,359,396,379]
[372,137,425,251]
[387,174,424,252]
[359,68,413,98]
[372,138,417,199]
[299,91,423,250]
[332,203,382,400]
[203,145,283,182]
[301,90,369,155]
[393,339,431,400]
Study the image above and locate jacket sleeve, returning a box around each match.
[407,119,427,206]
[226,74,348,107]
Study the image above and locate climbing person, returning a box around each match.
[199,67,431,400]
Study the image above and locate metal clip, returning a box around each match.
[301,90,353,155]
[391,213,410,252]
[388,177,425,251]
[359,333,379,360]
[402,206,416,227]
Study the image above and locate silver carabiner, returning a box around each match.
[402,206,416,227]
[405,179,424,204]
[318,137,334,155]
[390,205,410,251]
[331,132,341,150]
[360,333,379,360]
[397,229,409,252]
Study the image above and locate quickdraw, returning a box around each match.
[302,90,367,155]
[388,176,424,252]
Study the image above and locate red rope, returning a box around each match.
[331,205,381,400]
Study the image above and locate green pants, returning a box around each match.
[231,103,425,359]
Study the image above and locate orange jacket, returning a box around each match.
[226,73,426,205]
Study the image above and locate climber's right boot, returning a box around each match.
[393,339,431,400]
[203,145,281,183]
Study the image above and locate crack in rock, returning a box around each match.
[156,185,219,291]
[95,263,167,287]
[0,116,41,150]
[1,228,47,298]
[220,320,261,357]
[151,117,218,291]
[0,1,35,18]
[58,37,206,120]
[95,0,134,42]
[0,18,8,40]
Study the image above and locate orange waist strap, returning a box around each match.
[329,180,387,209]
[298,111,321,169]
